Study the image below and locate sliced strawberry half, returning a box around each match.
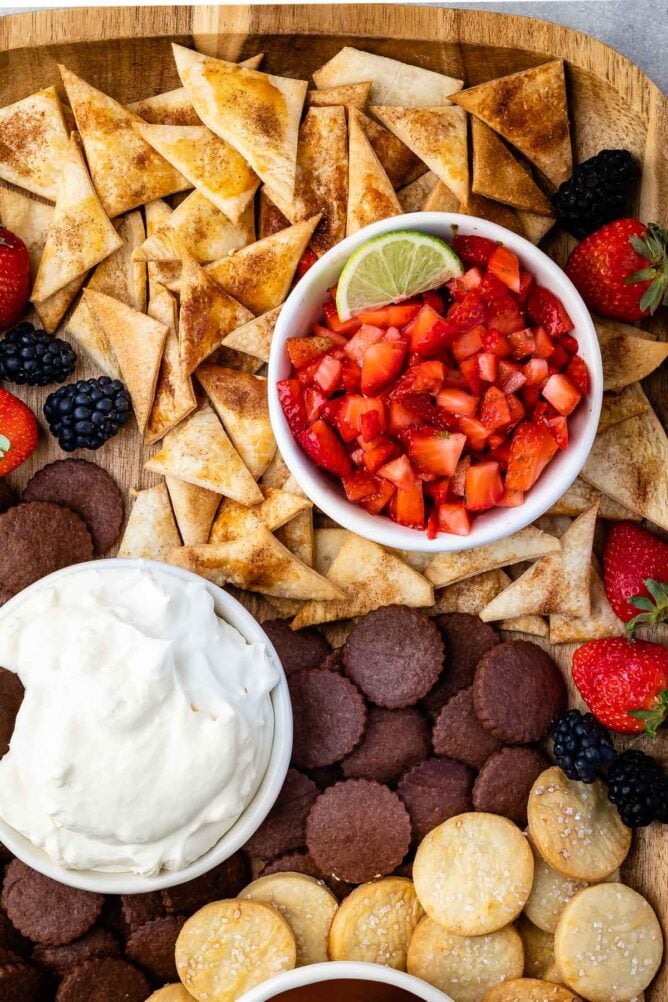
[505,422,558,492]
[487,245,521,293]
[286,335,334,368]
[408,429,467,477]
[465,460,504,511]
[361,339,407,396]
[542,373,581,416]
[299,419,352,476]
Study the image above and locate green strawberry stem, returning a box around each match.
[626,578,668,639]
[629,689,668,739]
[626,223,668,315]
[0,434,10,460]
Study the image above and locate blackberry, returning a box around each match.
[44,376,131,452]
[550,709,615,783]
[0,321,76,387]
[553,149,636,239]
[607,749,668,828]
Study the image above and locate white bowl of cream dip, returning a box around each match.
[0,558,292,894]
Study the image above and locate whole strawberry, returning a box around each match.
[603,521,668,633]
[0,228,30,331]
[572,637,668,736]
[565,219,667,321]
[0,386,39,476]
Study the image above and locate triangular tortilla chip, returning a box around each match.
[173,44,307,207]
[30,134,123,303]
[276,509,314,567]
[347,109,402,236]
[145,199,182,295]
[549,568,624,644]
[459,192,526,236]
[291,533,433,628]
[168,525,343,601]
[501,614,549,637]
[0,186,54,276]
[146,402,262,504]
[145,283,196,444]
[132,122,259,224]
[264,106,348,257]
[581,397,668,530]
[83,289,167,433]
[480,505,598,621]
[165,475,220,546]
[312,47,463,106]
[60,65,190,218]
[548,477,641,521]
[117,483,181,560]
[210,488,311,542]
[220,306,280,363]
[196,363,276,478]
[425,526,561,589]
[134,190,254,264]
[398,171,438,212]
[64,295,120,377]
[471,118,554,215]
[205,216,320,314]
[35,275,87,334]
[312,528,349,576]
[598,383,648,434]
[307,82,371,109]
[371,105,469,203]
[423,181,460,213]
[597,323,668,392]
[516,210,556,244]
[356,110,426,189]
[0,87,70,201]
[451,60,572,187]
[430,568,510,616]
[179,251,254,375]
[533,515,572,539]
[261,448,291,489]
[282,474,306,499]
[259,189,290,240]
[87,210,147,312]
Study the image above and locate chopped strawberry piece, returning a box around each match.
[405,304,453,356]
[527,286,574,337]
[452,326,484,362]
[304,385,328,423]
[322,299,362,335]
[458,415,491,450]
[344,324,385,365]
[488,299,526,334]
[389,480,425,529]
[361,339,407,396]
[313,354,342,396]
[384,326,404,342]
[521,383,541,408]
[287,335,334,368]
[565,354,589,395]
[548,343,569,370]
[342,470,383,502]
[361,437,398,473]
[426,509,439,539]
[465,460,504,511]
[278,378,307,436]
[505,392,525,426]
[425,478,451,504]
[436,501,472,535]
[459,356,483,396]
[488,245,521,293]
[295,247,318,280]
[497,487,525,507]
[436,388,478,416]
[487,431,506,450]
[447,290,487,332]
[402,394,459,432]
[480,385,512,429]
[337,395,386,442]
[408,429,467,477]
[356,303,421,328]
[533,327,555,359]
[523,357,549,386]
[560,333,579,355]
[507,328,537,359]
[321,396,343,424]
[460,267,483,290]
[488,440,512,469]
[506,423,558,492]
[497,359,527,394]
[378,453,417,491]
[450,456,471,496]
[297,359,321,386]
[422,290,444,312]
[516,270,534,303]
[547,414,568,450]
[479,270,510,305]
[341,359,362,392]
[478,352,498,383]
[481,329,512,357]
[452,234,497,267]
[313,322,346,345]
[361,477,396,514]
[542,373,581,416]
[299,419,352,477]
[391,360,445,398]
[388,398,418,434]
[360,407,383,443]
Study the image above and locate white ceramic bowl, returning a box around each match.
[0,558,292,894]
[238,961,452,1001]
[268,212,602,552]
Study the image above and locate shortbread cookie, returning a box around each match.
[481,979,580,1001]
[554,884,663,1002]
[328,877,423,968]
[407,917,524,1002]
[524,838,620,933]
[239,872,338,966]
[175,900,296,1001]
[147,987,192,1002]
[527,768,631,881]
[413,813,533,935]
[515,914,554,979]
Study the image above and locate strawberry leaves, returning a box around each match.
[626,222,668,315]
[629,690,668,739]
[626,578,668,639]
[0,434,10,460]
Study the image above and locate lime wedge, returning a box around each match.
[336,230,464,321]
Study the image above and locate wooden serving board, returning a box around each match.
[1,6,667,998]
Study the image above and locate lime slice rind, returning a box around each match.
[336,230,463,320]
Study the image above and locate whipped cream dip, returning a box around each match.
[0,565,279,876]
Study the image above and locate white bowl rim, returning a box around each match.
[0,557,292,894]
[268,211,603,553]
[238,961,453,1001]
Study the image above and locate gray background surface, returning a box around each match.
[1,1,666,91]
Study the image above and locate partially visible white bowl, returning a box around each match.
[0,558,292,894]
[239,961,452,1001]
[268,212,602,552]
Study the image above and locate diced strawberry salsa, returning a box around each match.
[278,239,587,536]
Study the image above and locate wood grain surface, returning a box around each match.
[1,6,666,997]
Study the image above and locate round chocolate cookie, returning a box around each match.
[0,668,24,758]
[161,851,249,916]
[244,768,318,859]
[342,707,430,784]
[289,670,367,769]
[261,850,322,880]
[473,746,550,825]
[55,957,150,1002]
[306,780,411,884]
[422,614,500,719]
[2,860,104,946]
[33,927,121,979]
[0,961,48,1001]
[0,502,93,601]
[397,757,474,841]
[126,916,186,984]
[320,647,344,673]
[262,619,331,675]
[119,893,165,935]
[432,687,502,770]
[22,459,124,556]
[343,607,443,709]
[473,640,567,743]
